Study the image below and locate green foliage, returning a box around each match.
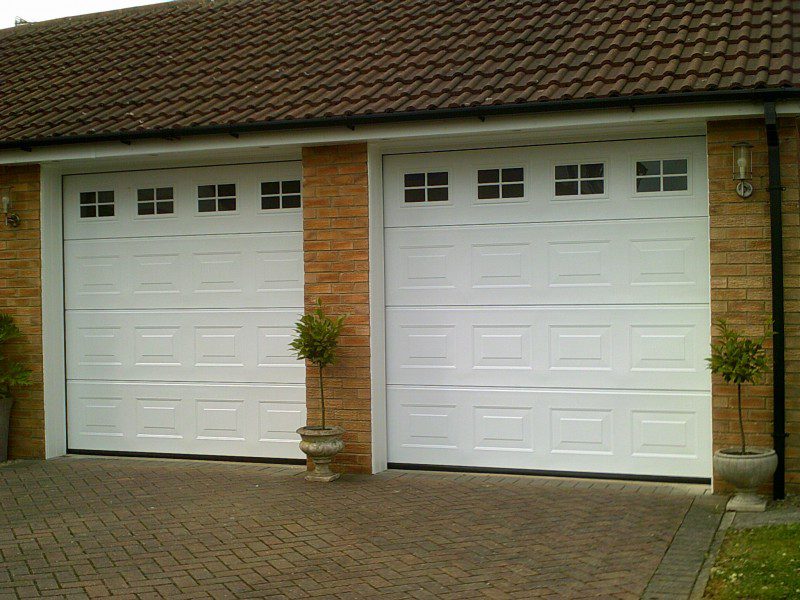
[707,320,770,385]
[705,524,800,599]
[290,300,345,429]
[0,313,32,398]
[290,299,346,369]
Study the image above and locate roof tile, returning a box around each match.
[0,0,797,145]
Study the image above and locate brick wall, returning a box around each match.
[301,144,371,473]
[707,118,800,493]
[0,164,44,459]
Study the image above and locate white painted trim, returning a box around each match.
[40,164,67,458]
[1,101,797,167]
[368,144,388,473]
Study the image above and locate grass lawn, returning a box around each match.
[704,524,800,599]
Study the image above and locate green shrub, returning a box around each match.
[0,313,32,400]
[290,300,345,430]
[707,320,771,454]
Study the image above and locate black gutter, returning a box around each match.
[1,87,799,151]
[765,102,787,500]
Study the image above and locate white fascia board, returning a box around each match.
[0,100,795,167]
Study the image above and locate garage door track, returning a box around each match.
[0,457,706,599]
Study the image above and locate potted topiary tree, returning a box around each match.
[291,299,346,482]
[1,313,32,462]
[708,319,777,512]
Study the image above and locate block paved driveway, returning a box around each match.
[0,457,703,599]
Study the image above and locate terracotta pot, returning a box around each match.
[714,447,777,511]
[0,394,12,463]
[296,425,345,482]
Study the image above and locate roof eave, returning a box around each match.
[2,87,799,152]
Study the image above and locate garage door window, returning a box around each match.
[404,172,449,203]
[477,168,525,200]
[261,180,301,210]
[79,190,115,218]
[636,159,688,193]
[197,183,237,213]
[137,187,175,216]
[554,163,605,197]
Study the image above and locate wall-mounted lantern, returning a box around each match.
[732,141,753,198]
[0,185,21,228]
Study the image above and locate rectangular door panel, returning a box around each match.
[386,306,711,391]
[387,386,712,478]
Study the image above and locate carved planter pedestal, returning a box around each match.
[296,426,345,482]
[714,448,778,512]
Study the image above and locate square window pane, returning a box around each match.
[97,204,115,217]
[580,163,604,178]
[98,190,114,203]
[555,180,579,196]
[427,172,448,186]
[478,169,500,184]
[282,180,301,194]
[80,205,96,218]
[404,173,425,187]
[198,198,216,212]
[581,179,604,195]
[502,168,524,182]
[404,188,426,203]
[663,175,688,191]
[636,161,661,176]
[156,187,174,200]
[555,164,578,180]
[502,183,524,198]
[156,201,174,214]
[283,195,301,209]
[138,202,155,215]
[636,177,661,193]
[427,187,448,202]
[261,181,280,195]
[80,192,96,205]
[478,185,500,199]
[198,185,216,198]
[137,188,155,201]
[218,184,236,197]
[262,196,280,210]
[663,159,688,175]
[218,197,236,211]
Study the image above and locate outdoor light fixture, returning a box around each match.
[0,186,21,228]
[732,141,753,198]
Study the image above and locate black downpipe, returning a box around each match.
[764,102,786,500]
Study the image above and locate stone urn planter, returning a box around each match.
[297,425,345,482]
[0,394,12,463]
[714,448,778,512]
[290,300,347,482]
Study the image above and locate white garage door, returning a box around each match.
[384,137,712,479]
[64,162,305,459]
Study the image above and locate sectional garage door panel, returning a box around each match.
[386,306,710,391]
[64,162,305,459]
[384,137,712,478]
[67,381,305,456]
[385,218,709,306]
[65,233,303,310]
[387,387,710,478]
[66,309,303,384]
[384,137,708,229]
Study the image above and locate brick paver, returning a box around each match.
[0,457,701,599]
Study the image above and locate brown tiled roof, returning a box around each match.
[0,0,798,147]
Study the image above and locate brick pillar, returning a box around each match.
[707,118,800,493]
[0,164,44,459]
[301,144,371,473]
